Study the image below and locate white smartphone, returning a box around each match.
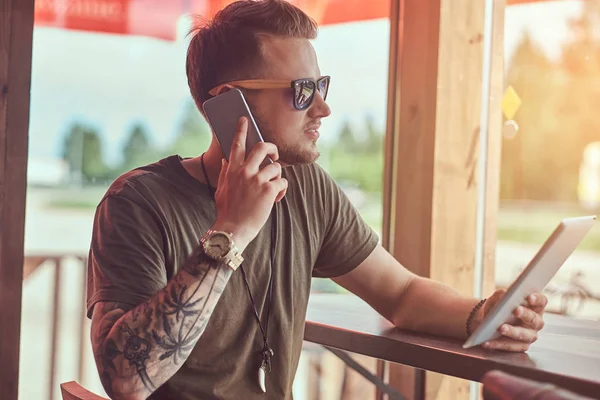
[463,215,597,349]
[202,88,271,163]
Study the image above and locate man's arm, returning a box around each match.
[333,245,546,351]
[90,120,288,399]
[332,244,477,339]
[91,245,232,400]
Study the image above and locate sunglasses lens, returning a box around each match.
[294,80,315,109]
[318,77,330,100]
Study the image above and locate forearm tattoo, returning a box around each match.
[91,246,232,398]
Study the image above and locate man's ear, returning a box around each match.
[215,84,235,96]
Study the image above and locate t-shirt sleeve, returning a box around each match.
[312,164,380,278]
[86,193,167,318]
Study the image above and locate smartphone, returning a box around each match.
[202,88,271,163]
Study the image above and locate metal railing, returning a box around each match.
[25,254,89,400]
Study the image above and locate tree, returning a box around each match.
[122,122,153,171]
[326,116,384,194]
[558,1,600,200]
[170,101,212,157]
[562,0,600,76]
[501,3,600,203]
[337,119,360,153]
[502,33,556,200]
[364,114,383,154]
[61,122,109,184]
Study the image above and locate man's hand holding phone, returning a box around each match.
[211,117,288,252]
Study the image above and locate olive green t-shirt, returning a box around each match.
[87,155,379,400]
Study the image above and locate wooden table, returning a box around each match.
[304,294,600,399]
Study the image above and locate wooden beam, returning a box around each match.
[381,0,504,398]
[381,0,440,397]
[0,0,35,398]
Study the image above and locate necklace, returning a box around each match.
[200,154,276,393]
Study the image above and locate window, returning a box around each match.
[295,11,390,399]
[308,19,389,293]
[22,3,389,399]
[497,0,600,319]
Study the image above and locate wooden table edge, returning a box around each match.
[304,321,600,399]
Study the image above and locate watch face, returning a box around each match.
[205,232,232,259]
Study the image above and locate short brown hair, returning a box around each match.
[186,0,318,112]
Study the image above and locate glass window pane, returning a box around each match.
[308,18,388,294]
[23,2,389,399]
[499,0,600,320]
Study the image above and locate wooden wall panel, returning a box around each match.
[381,0,504,398]
[0,0,35,398]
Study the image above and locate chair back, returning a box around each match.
[60,381,108,400]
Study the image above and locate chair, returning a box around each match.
[60,381,108,400]
[482,370,593,400]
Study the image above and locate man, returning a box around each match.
[87,1,548,399]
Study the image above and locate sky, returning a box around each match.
[27,0,584,171]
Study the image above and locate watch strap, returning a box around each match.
[201,229,244,271]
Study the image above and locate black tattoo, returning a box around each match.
[152,313,203,364]
[122,325,156,391]
[131,301,154,323]
[102,323,157,392]
[183,245,217,278]
[153,267,221,364]
[91,246,233,399]
[163,283,203,322]
[95,303,126,399]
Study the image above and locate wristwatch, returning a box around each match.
[200,229,244,271]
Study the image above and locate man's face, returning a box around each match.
[243,36,331,165]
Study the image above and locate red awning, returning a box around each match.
[34,0,184,41]
[34,0,390,41]
[34,0,568,41]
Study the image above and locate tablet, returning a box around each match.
[463,215,597,349]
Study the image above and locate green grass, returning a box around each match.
[36,186,107,211]
[40,186,599,253]
[358,198,600,253]
[497,204,600,252]
[357,198,383,233]
[45,199,99,210]
[498,226,600,251]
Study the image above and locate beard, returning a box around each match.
[253,113,320,166]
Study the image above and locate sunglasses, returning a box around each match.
[209,76,330,110]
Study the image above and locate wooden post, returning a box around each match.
[0,0,35,398]
[381,0,504,398]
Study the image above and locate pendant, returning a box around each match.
[258,361,267,393]
[258,347,274,393]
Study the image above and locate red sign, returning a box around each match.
[34,0,391,41]
[63,0,129,34]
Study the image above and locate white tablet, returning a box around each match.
[463,215,597,349]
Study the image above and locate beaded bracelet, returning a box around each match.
[466,298,487,337]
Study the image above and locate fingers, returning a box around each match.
[245,142,279,172]
[490,289,506,301]
[514,305,545,330]
[482,338,531,352]
[498,323,538,344]
[229,117,248,169]
[217,159,228,185]
[477,290,547,354]
[256,161,282,183]
[275,187,287,203]
[527,293,548,313]
[269,178,288,201]
[227,116,278,174]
